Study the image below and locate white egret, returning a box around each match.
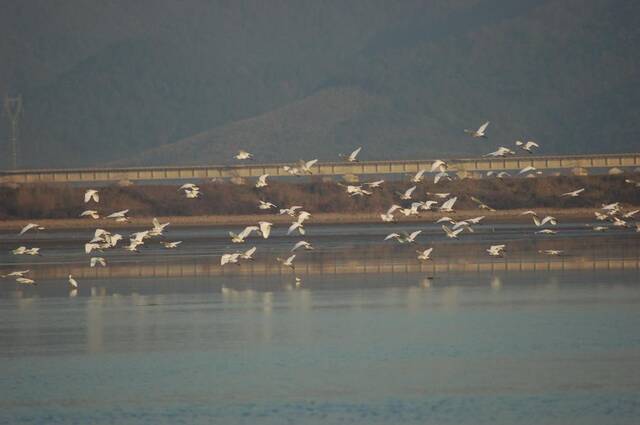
[277,254,296,270]
[298,159,318,174]
[1,270,30,278]
[484,147,515,157]
[416,248,433,261]
[536,229,557,235]
[397,186,416,200]
[229,226,259,243]
[16,277,36,285]
[279,206,303,216]
[518,166,537,175]
[291,241,314,251]
[560,188,585,197]
[439,197,457,213]
[90,257,107,267]
[221,253,241,266]
[19,223,45,235]
[430,160,447,173]
[258,221,273,239]
[365,180,385,188]
[433,172,451,184]
[380,204,401,222]
[470,196,495,212]
[161,241,182,249]
[255,174,269,188]
[68,274,78,289]
[258,200,278,210]
[515,140,539,153]
[340,147,362,162]
[84,189,99,203]
[464,121,490,138]
[235,150,253,160]
[539,250,563,256]
[240,247,257,260]
[411,169,427,183]
[287,221,305,236]
[487,244,506,257]
[80,210,100,219]
[442,225,463,239]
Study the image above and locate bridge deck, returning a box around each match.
[1,152,639,184]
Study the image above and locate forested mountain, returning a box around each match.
[1,0,638,168]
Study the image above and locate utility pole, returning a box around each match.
[3,95,23,170]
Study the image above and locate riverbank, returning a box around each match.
[0,207,630,231]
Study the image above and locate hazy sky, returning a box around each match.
[1,0,638,168]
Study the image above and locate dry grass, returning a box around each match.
[1,173,638,222]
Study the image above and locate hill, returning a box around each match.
[1,0,639,168]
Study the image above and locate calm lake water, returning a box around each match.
[1,225,640,424]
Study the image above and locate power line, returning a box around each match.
[3,95,23,170]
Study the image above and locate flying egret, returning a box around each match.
[416,248,433,261]
[397,186,417,200]
[80,210,100,219]
[279,206,303,216]
[229,226,259,243]
[539,250,563,256]
[298,159,318,174]
[184,188,201,199]
[439,197,457,213]
[255,174,269,188]
[470,196,495,212]
[340,147,362,162]
[258,221,273,239]
[90,257,107,267]
[411,169,427,183]
[16,277,36,285]
[287,221,305,236]
[427,192,450,199]
[384,231,421,244]
[235,150,253,160]
[433,172,451,184]
[107,209,130,220]
[442,225,463,239]
[221,253,241,266]
[536,229,557,235]
[430,160,447,173]
[240,247,257,260]
[258,200,278,210]
[365,180,385,188]
[518,166,537,175]
[484,147,515,157]
[84,189,99,203]
[161,241,182,249]
[277,254,296,270]
[1,270,30,278]
[464,121,490,138]
[515,140,539,153]
[19,223,45,235]
[487,244,506,257]
[561,188,585,197]
[178,183,199,191]
[291,240,314,251]
[380,204,401,222]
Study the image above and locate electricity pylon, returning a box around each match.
[3,95,23,170]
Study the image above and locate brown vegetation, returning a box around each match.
[0,174,638,221]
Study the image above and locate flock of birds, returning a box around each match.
[3,121,639,289]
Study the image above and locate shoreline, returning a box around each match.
[0,207,625,231]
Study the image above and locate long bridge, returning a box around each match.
[1,152,639,184]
